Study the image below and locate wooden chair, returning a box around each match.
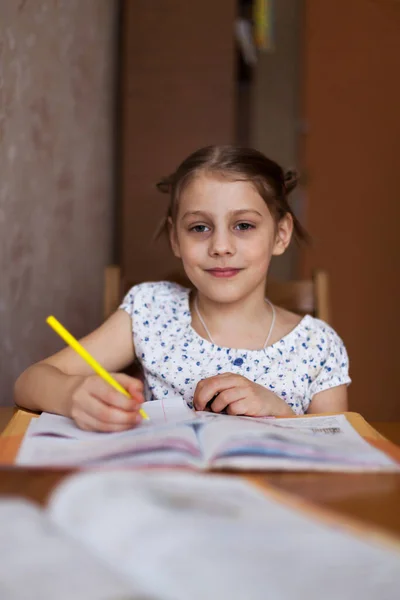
[104,266,331,324]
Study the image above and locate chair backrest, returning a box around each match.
[104,266,331,324]
[266,271,330,322]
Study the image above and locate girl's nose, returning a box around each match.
[208,228,235,257]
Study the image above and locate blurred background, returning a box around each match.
[0,0,399,420]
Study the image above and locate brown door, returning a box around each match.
[302,0,400,420]
[119,0,235,284]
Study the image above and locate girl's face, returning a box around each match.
[169,173,293,304]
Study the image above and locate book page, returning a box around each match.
[197,414,399,472]
[17,421,201,468]
[17,398,199,467]
[0,499,137,600]
[27,399,195,441]
[47,470,400,600]
[267,414,365,437]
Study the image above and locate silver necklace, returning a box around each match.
[194,296,276,349]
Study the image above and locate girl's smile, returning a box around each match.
[205,267,243,278]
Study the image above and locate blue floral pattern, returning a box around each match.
[120,282,351,415]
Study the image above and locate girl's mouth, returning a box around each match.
[206,268,242,278]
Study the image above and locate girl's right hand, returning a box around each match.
[68,373,145,432]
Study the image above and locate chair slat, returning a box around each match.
[266,281,315,316]
[104,266,330,323]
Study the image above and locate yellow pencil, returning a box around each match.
[46,315,149,420]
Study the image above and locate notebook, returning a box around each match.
[16,399,400,472]
[2,470,400,600]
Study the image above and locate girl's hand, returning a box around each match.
[68,373,145,432]
[193,373,294,418]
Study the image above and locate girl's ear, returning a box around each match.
[168,217,181,258]
[272,213,294,256]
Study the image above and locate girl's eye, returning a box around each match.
[189,224,210,233]
[235,222,254,231]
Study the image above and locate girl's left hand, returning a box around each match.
[193,373,295,417]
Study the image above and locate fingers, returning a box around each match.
[209,387,246,413]
[113,373,144,398]
[193,373,244,411]
[226,399,249,416]
[74,410,140,433]
[77,394,141,425]
[85,375,143,411]
[71,394,141,432]
[70,374,145,432]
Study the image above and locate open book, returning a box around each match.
[2,470,400,600]
[17,399,399,472]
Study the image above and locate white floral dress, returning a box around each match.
[120,282,351,415]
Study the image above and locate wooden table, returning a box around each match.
[2,408,400,539]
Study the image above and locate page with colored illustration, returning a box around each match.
[16,407,400,472]
[199,414,399,472]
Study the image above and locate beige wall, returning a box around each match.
[0,0,117,405]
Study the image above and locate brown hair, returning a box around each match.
[156,145,308,243]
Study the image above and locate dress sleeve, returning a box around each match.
[118,283,154,358]
[308,325,351,399]
[118,281,183,360]
[119,284,140,317]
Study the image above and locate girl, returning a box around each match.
[15,145,351,431]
